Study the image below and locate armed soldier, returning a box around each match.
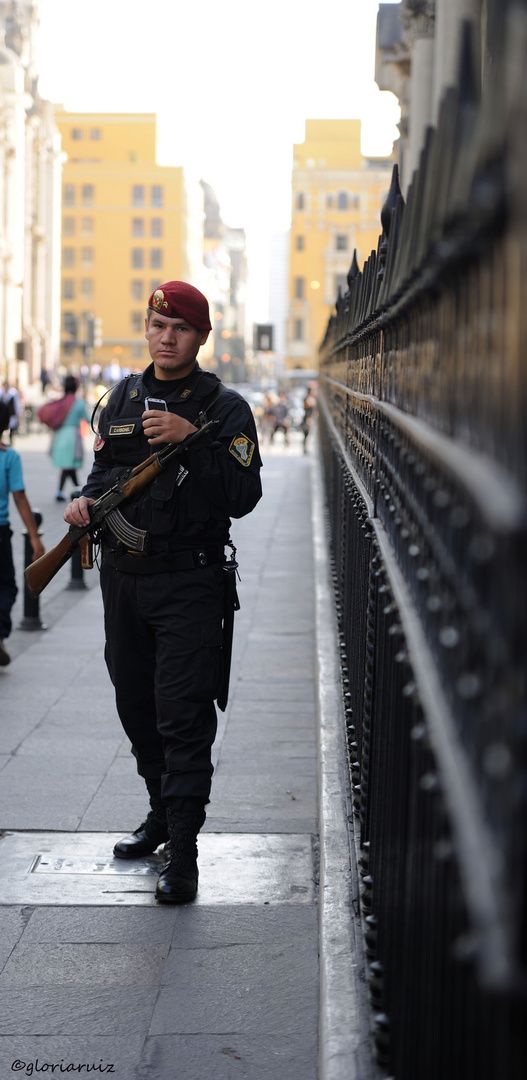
[63,281,262,903]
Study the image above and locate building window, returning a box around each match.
[81,184,94,206]
[294,277,304,299]
[296,193,305,211]
[63,279,75,300]
[71,128,82,140]
[337,192,348,210]
[132,185,145,207]
[63,217,75,237]
[64,184,75,207]
[90,128,101,140]
[131,312,143,333]
[295,235,305,251]
[132,248,144,269]
[132,218,144,237]
[151,218,163,238]
[81,217,94,236]
[150,248,162,269]
[81,247,94,267]
[131,280,143,301]
[335,273,347,295]
[151,185,163,207]
[336,235,348,251]
[131,344,144,359]
[294,319,304,341]
[151,280,161,293]
[63,312,77,335]
[353,195,360,208]
[80,278,94,300]
[327,194,333,208]
[63,247,75,268]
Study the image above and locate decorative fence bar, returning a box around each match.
[318,13,527,1080]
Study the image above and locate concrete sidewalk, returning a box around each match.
[0,431,328,1079]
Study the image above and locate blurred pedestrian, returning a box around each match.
[51,375,90,502]
[0,380,22,445]
[301,389,317,453]
[269,392,291,445]
[259,393,275,441]
[0,402,45,665]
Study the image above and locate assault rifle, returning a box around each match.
[24,422,217,599]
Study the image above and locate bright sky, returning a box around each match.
[37,0,400,317]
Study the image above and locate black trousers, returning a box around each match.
[0,526,17,639]
[100,561,224,802]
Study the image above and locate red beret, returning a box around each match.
[148,281,212,331]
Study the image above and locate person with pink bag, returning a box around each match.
[47,375,90,501]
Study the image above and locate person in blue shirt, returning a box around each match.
[0,401,44,665]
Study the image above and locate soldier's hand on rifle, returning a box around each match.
[142,409,197,446]
[64,495,94,527]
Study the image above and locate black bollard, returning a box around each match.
[19,509,47,631]
[67,489,87,590]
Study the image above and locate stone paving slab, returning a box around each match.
[20,903,316,946]
[136,1033,318,1080]
[21,905,180,943]
[0,942,171,987]
[150,941,317,1035]
[0,986,159,1036]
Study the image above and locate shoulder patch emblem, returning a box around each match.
[229,433,255,467]
[181,388,192,399]
[93,433,105,452]
[129,388,139,400]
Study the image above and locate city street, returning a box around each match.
[0,428,362,1080]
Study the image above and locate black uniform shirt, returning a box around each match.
[82,363,262,549]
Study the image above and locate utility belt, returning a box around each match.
[102,544,224,574]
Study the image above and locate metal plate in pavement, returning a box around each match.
[0,831,314,906]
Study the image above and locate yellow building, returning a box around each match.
[55,111,207,371]
[287,119,393,369]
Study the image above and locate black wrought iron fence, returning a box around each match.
[318,12,527,1080]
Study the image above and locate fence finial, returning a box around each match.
[381,164,403,240]
[348,249,359,287]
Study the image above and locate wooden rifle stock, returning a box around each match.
[24,532,80,598]
[24,420,216,599]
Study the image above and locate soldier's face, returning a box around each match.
[145,313,209,380]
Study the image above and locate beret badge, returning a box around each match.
[152,289,168,311]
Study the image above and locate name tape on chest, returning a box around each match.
[108,423,135,436]
[229,433,255,467]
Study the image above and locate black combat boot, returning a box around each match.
[113,778,169,859]
[155,799,206,904]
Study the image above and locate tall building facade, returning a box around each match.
[376,0,489,191]
[200,180,248,381]
[286,120,392,371]
[0,0,61,386]
[55,112,207,372]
